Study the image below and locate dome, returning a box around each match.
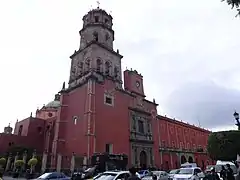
[45,100,60,108]
[45,93,61,108]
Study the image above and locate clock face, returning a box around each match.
[136,81,140,88]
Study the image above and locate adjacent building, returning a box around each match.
[0,7,212,171]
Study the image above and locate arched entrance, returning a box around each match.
[181,155,187,164]
[188,156,193,163]
[140,151,147,169]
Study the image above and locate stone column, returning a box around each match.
[13,152,19,171]
[70,153,75,173]
[5,153,12,171]
[22,151,27,171]
[56,154,62,172]
[41,152,48,173]
[83,156,87,169]
[170,153,173,169]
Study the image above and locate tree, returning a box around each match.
[207,130,240,161]
[222,0,240,17]
[14,160,24,169]
[28,158,38,173]
[0,158,6,168]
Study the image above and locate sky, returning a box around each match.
[0,0,240,132]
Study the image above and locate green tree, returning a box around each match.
[28,158,38,173]
[14,160,25,169]
[207,130,240,161]
[222,0,240,17]
[0,158,6,168]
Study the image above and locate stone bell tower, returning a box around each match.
[68,6,123,89]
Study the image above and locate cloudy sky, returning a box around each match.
[0,0,239,132]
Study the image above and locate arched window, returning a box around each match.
[105,33,110,41]
[105,61,110,75]
[85,59,90,72]
[114,66,118,78]
[93,32,98,42]
[78,62,83,74]
[96,59,101,72]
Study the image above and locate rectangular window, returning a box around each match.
[18,125,23,135]
[138,120,144,133]
[104,94,114,106]
[105,143,113,153]
[105,18,108,23]
[95,16,99,22]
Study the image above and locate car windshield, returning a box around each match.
[94,173,117,180]
[215,165,237,174]
[178,169,193,175]
[169,169,180,174]
[38,173,52,179]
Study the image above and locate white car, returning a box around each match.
[142,171,169,180]
[93,171,141,180]
[173,167,205,180]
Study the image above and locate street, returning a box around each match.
[3,176,27,180]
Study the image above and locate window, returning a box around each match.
[96,59,101,72]
[138,120,144,133]
[93,32,98,42]
[37,126,42,133]
[104,94,114,106]
[105,97,112,104]
[105,18,109,23]
[105,33,110,41]
[105,61,110,75]
[117,173,130,180]
[94,16,99,22]
[105,143,113,153]
[18,125,23,135]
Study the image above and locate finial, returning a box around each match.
[109,11,112,15]
[16,119,18,123]
[62,82,65,90]
[30,112,32,117]
[8,123,10,127]
[153,98,155,103]
[96,1,100,9]
[117,49,119,54]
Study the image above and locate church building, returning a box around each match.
[1,7,211,171]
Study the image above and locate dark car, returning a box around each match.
[36,172,71,180]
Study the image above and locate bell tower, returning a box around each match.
[68,6,123,89]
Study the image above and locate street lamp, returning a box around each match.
[233,111,240,130]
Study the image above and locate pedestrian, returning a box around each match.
[205,167,220,180]
[226,164,234,180]
[220,165,227,180]
[152,174,157,180]
[128,167,141,180]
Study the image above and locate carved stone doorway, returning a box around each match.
[140,151,147,169]
[181,155,187,164]
[188,156,193,163]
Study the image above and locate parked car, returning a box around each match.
[168,169,180,180]
[93,171,141,180]
[36,172,71,180]
[205,165,214,174]
[142,171,169,180]
[173,167,205,180]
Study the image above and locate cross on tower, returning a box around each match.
[97,1,100,8]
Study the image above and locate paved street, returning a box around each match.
[3,176,27,180]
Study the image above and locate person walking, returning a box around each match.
[204,167,220,180]
[226,164,234,180]
[220,165,227,180]
[128,167,141,180]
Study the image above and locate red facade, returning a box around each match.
[1,7,212,171]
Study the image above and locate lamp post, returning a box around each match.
[233,111,240,130]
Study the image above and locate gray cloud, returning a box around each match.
[164,81,240,128]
